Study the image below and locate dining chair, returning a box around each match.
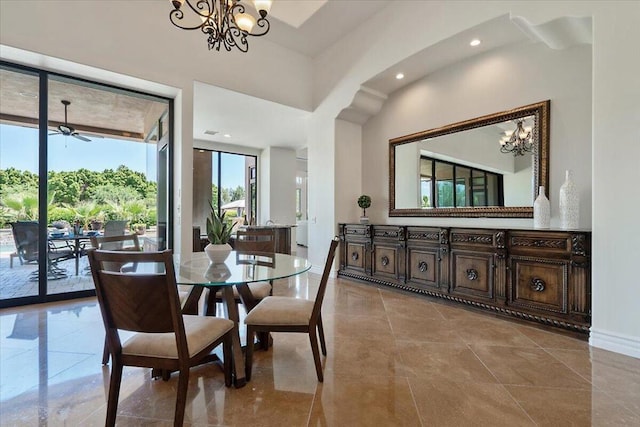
[210,228,277,311]
[244,237,339,382]
[87,249,234,427]
[10,221,75,280]
[89,234,197,365]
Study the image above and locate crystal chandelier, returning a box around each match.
[499,121,534,156]
[169,0,272,53]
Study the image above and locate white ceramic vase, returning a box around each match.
[559,169,579,230]
[533,186,550,229]
[204,243,232,264]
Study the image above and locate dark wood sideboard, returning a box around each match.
[338,223,591,334]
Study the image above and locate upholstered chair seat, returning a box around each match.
[123,315,233,359]
[244,296,314,326]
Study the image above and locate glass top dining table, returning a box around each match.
[173,251,312,286]
[169,251,311,388]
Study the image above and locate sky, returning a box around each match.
[0,124,245,188]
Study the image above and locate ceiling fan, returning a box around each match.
[49,100,98,142]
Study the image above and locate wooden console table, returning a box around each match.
[338,223,591,334]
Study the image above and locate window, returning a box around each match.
[192,149,257,231]
[420,156,503,208]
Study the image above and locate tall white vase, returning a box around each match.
[533,186,550,229]
[559,169,579,229]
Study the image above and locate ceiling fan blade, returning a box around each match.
[48,131,61,136]
[72,133,91,142]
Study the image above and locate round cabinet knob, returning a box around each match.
[530,277,546,292]
[351,252,359,261]
[466,268,478,281]
[381,255,389,266]
[418,261,428,272]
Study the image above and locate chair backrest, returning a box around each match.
[90,234,141,272]
[101,220,131,250]
[10,221,39,263]
[103,220,128,236]
[87,249,188,357]
[234,228,276,255]
[311,237,340,320]
[90,234,140,251]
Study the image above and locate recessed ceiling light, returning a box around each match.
[470,39,481,47]
[395,73,405,80]
[204,130,218,136]
[223,133,231,138]
[19,92,38,98]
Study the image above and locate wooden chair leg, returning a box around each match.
[223,333,233,387]
[317,315,327,356]
[309,327,323,382]
[106,360,124,427]
[174,369,189,427]
[245,327,255,381]
[102,337,110,365]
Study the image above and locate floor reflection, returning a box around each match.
[1,277,639,426]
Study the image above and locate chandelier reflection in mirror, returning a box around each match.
[499,120,534,156]
[169,0,272,53]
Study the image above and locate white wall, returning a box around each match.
[362,42,592,228]
[259,146,296,225]
[334,120,363,224]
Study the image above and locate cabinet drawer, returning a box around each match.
[345,242,366,270]
[407,248,438,287]
[451,251,493,299]
[510,257,567,314]
[373,245,398,277]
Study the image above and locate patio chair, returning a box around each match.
[87,249,233,427]
[10,221,75,281]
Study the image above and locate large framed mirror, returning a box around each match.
[389,100,549,218]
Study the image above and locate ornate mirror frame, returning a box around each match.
[389,100,550,218]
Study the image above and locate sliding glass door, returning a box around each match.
[0,62,172,307]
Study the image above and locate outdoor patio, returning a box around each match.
[0,227,157,301]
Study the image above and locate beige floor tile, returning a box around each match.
[506,385,640,426]
[2,275,640,427]
[309,375,422,426]
[396,341,498,383]
[387,313,464,344]
[513,323,589,350]
[471,345,592,389]
[410,377,535,427]
[324,336,404,377]
[454,321,539,347]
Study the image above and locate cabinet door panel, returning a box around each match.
[373,246,397,276]
[510,258,567,314]
[407,248,438,287]
[451,252,493,299]
[345,242,366,270]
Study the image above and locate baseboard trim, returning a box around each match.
[590,328,640,359]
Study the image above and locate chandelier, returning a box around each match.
[499,121,534,156]
[169,0,272,53]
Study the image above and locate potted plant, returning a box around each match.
[357,195,371,223]
[132,223,146,235]
[205,202,233,264]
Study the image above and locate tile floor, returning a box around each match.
[1,273,639,426]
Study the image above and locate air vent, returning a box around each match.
[204,130,218,136]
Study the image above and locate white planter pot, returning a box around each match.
[204,243,232,264]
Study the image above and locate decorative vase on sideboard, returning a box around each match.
[533,185,550,229]
[559,169,579,230]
